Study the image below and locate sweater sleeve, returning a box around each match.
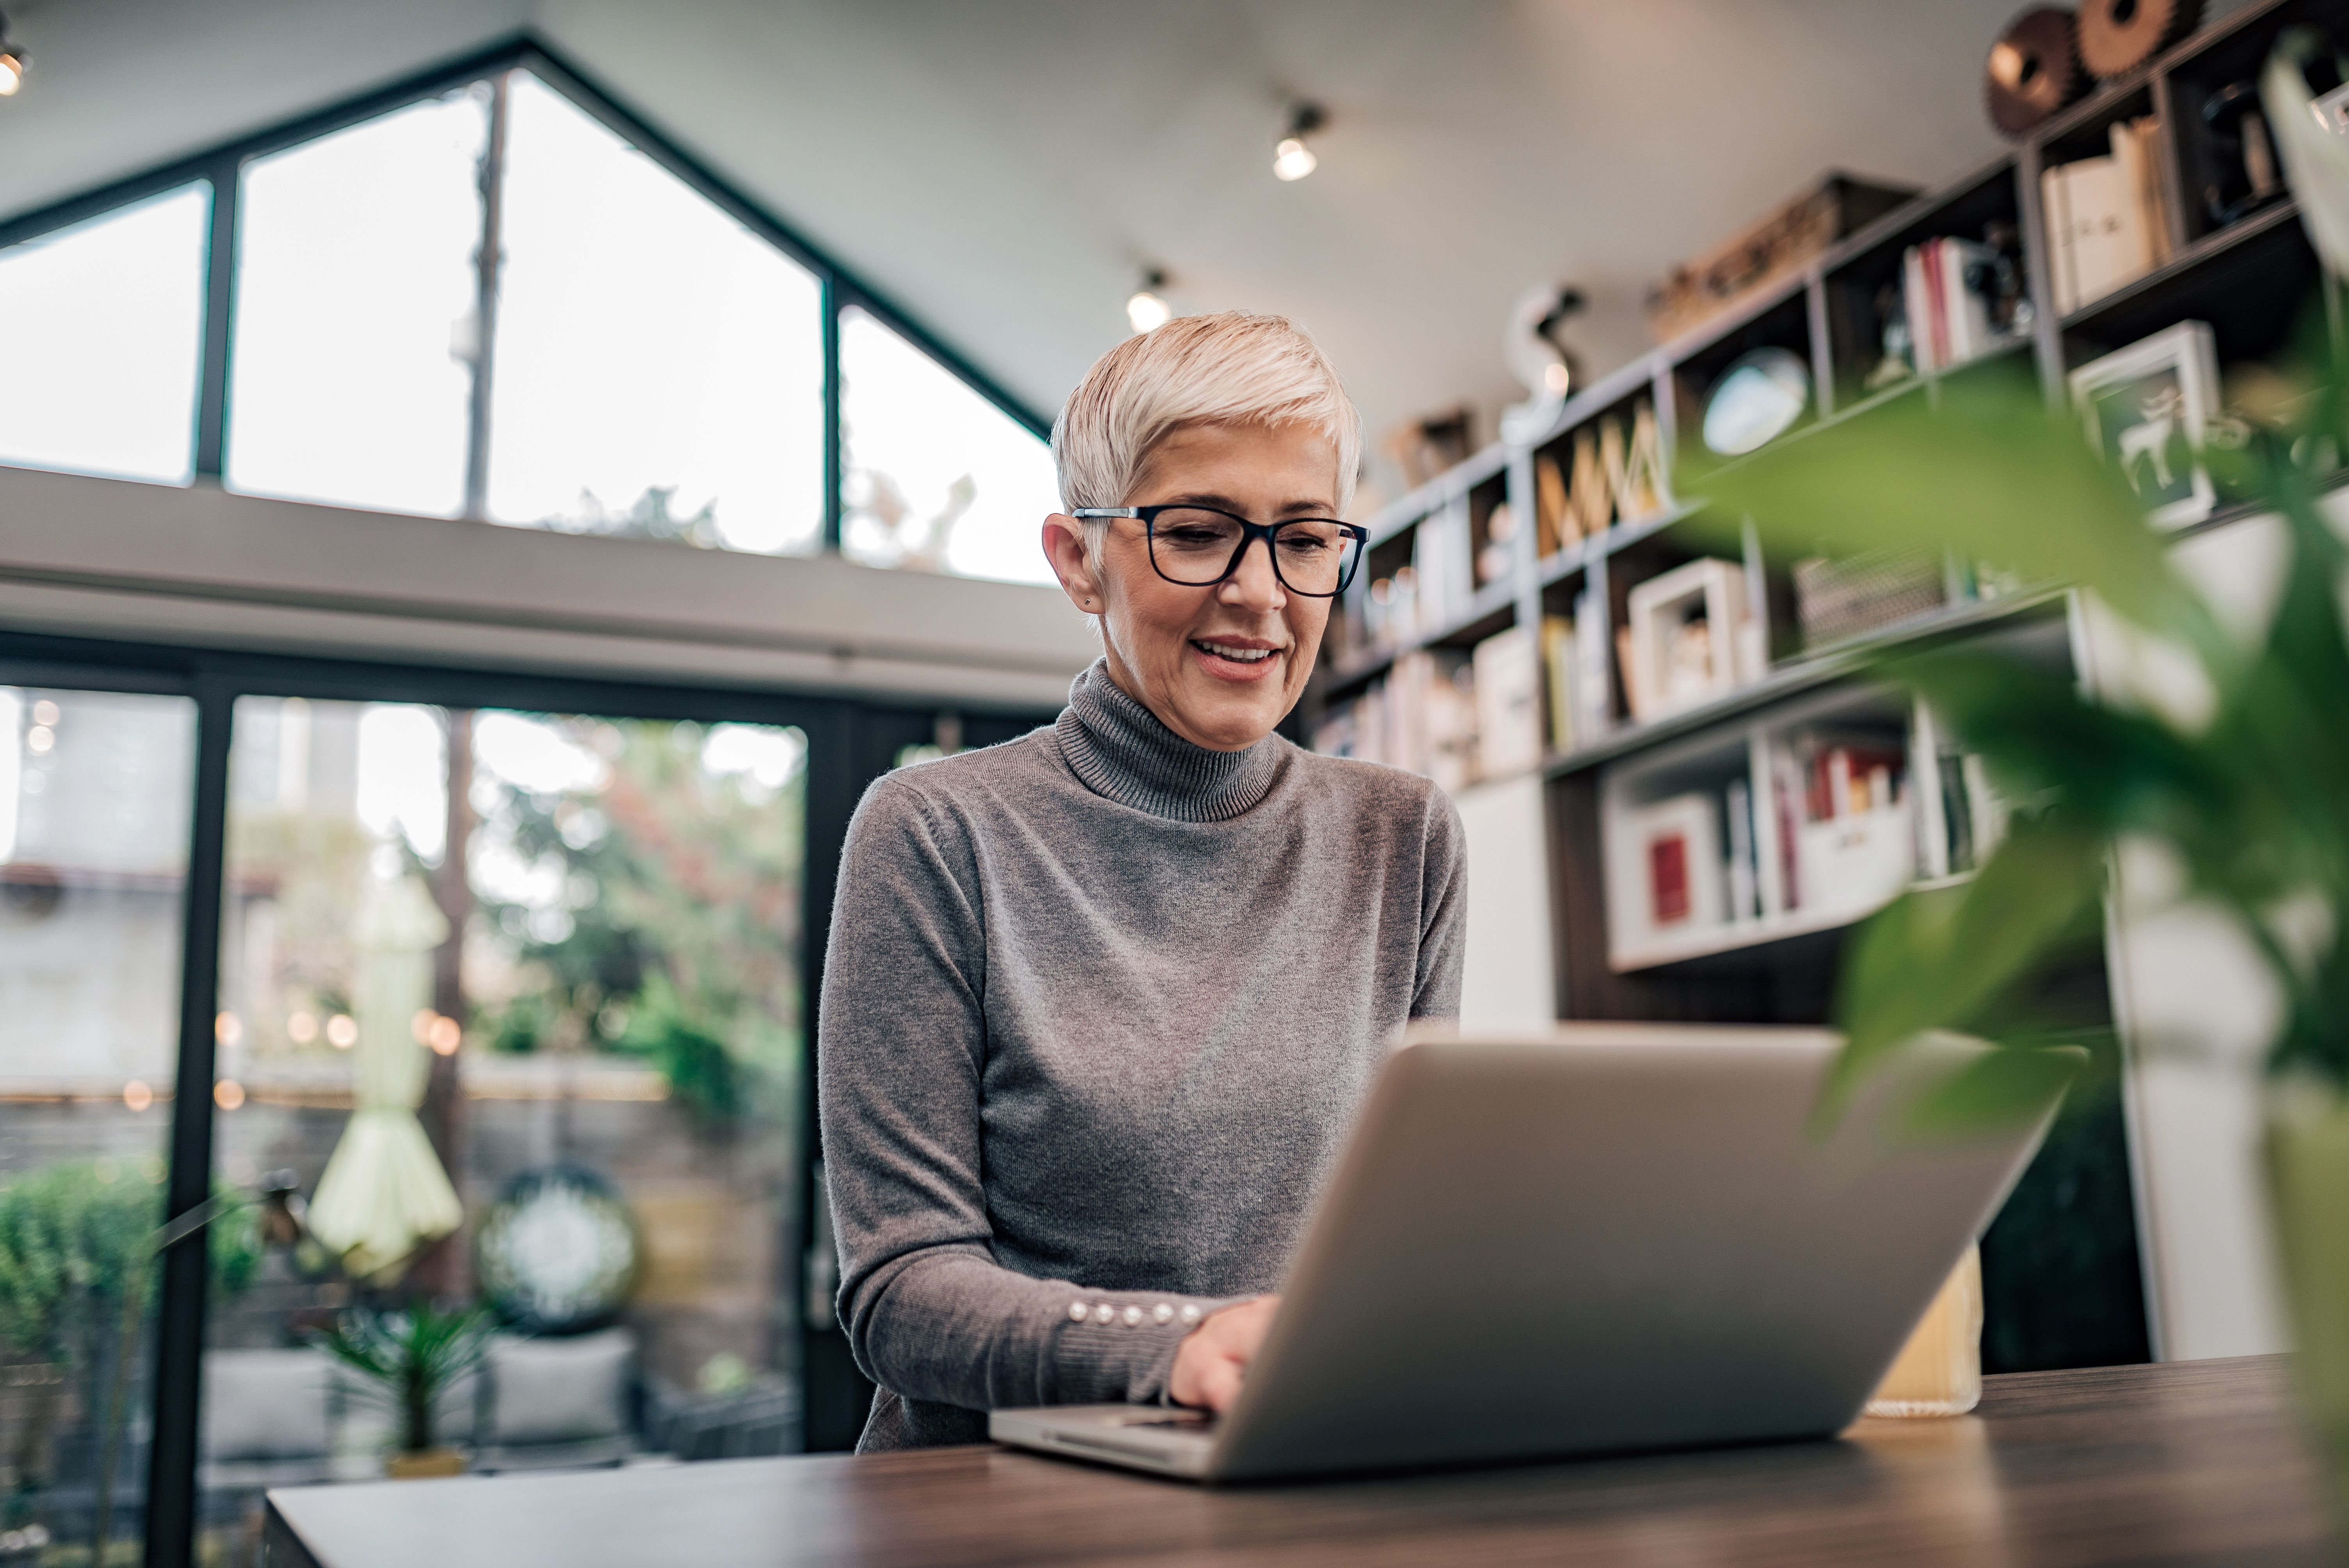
[816,773,1230,1416]
[1411,788,1469,1019]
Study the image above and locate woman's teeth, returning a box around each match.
[1196,640,1277,663]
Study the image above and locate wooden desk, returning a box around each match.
[264,1356,2336,1566]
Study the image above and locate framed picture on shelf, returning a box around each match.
[1622,557,1759,722]
[2069,320,2219,531]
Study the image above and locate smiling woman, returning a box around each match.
[818,312,1466,1450]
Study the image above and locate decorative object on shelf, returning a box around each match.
[1568,426,1611,539]
[1499,284,1586,444]
[1472,625,1543,780]
[1533,453,1573,556]
[2042,116,2174,315]
[1643,173,1917,345]
[1382,405,1475,490]
[1701,347,1811,456]
[1792,547,1948,650]
[1902,232,2031,374]
[1476,499,1518,586]
[2069,319,2219,529]
[1608,792,1727,954]
[474,1165,642,1335]
[1606,403,1672,522]
[315,1300,494,1479]
[2203,80,2290,228]
[1985,7,2085,136]
[2076,0,2195,79]
[1624,557,1759,722]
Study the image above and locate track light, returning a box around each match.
[0,12,25,96]
[1126,269,1171,334]
[1273,102,1325,182]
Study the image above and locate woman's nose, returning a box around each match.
[1218,536,1287,611]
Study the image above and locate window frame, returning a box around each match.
[0,33,1050,550]
[0,623,1054,1560]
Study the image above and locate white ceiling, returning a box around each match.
[0,0,2033,499]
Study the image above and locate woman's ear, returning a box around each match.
[1043,515,1103,614]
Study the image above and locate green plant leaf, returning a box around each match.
[1825,812,2105,1119]
[1900,1045,2090,1137]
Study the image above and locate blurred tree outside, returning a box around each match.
[470,717,804,1123]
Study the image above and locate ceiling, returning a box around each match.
[0,0,2044,502]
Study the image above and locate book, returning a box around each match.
[1472,625,1543,780]
[1541,615,1577,755]
[2043,125,2166,315]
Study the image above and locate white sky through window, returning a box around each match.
[0,186,208,485]
[839,306,1061,586]
[487,72,825,554]
[227,91,487,516]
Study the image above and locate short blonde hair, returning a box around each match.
[1052,313,1363,529]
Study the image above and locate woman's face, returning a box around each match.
[1044,421,1340,752]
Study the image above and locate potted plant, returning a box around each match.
[315,1301,493,1479]
[1700,35,2349,1509]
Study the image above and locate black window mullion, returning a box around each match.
[191,153,242,482]
[823,278,845,553]
[462,72,513,522]
[144,674,236,1568]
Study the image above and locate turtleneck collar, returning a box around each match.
[1055,658,1285,824]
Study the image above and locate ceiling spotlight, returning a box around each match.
[0,13,25,96]
[1126,269,1171,334]
[1273,102,1325,182]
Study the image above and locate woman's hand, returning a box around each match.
[1169,1295,1280,1413]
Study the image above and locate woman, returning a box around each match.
[819,312,1466,1451]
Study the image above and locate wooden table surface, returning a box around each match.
[264,1356,2339,1567]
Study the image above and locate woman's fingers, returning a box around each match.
[1169,1294,1281,1411]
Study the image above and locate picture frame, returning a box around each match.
[1624,557,1755,721]
[2069,319,2219,530]
[1604,789,1726,964]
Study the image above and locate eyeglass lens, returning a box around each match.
[1147,509,1362,595]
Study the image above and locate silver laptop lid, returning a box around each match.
[1203,1023,2064,1479]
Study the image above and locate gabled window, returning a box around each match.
[0,41,1055,584]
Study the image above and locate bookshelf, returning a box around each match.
[1308,0,2347,1374]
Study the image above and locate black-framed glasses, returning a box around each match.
[1070,506,1369,597]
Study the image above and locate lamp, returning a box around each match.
[0,12,25,96]
[1126,269,1172,334]
[1273,102,1325,182]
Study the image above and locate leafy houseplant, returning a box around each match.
[1699,43,2349,1504]
[315,1301,494,1477]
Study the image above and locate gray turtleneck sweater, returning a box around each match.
[819,659,1467,1451]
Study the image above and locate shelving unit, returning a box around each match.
[1312,0,2349,1375]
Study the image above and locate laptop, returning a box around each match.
[990,1022,2070,1481]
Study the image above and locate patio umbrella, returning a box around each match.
[307,873,464,1282]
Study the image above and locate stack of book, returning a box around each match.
[1900,237,2019,374]
[1312,649,1479,793]
[2043,116,2175,315]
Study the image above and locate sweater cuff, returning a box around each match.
[1045,1288,1246,1407]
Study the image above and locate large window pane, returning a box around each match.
[0,686,195,1558]
[486,73,824,555]
[205,697,804,1561]
[227,92,489,516]
[839,305,1060,585]
[0,187,209,485]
